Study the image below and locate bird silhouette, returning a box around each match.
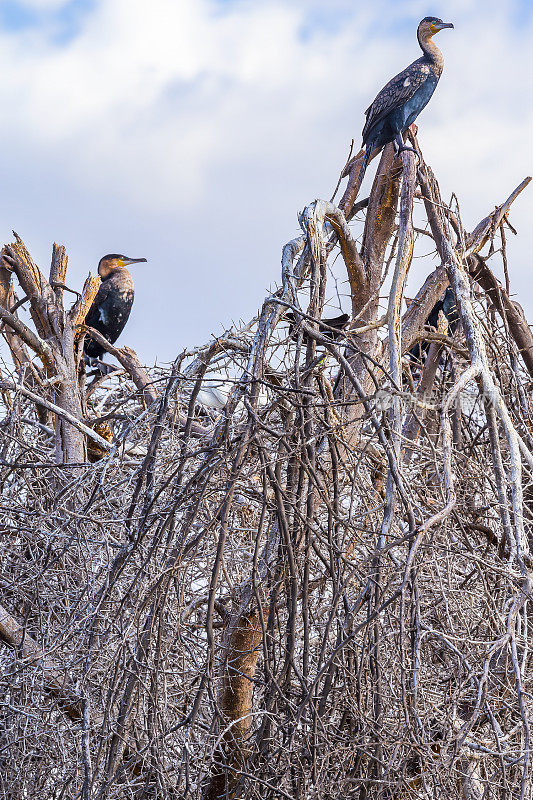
[408,287,459,364]
[285,312,350,344]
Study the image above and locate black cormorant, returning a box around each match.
[409,287,459,364]
[285,312,350,343]
[359,17,453,180]
[84,254,147,360]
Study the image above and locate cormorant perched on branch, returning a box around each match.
[84,254,147,360]
[409,287,459,364]
[285,312,350,344]
[359,17,453,180]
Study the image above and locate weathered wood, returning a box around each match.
[49,243,69,305]
[70,274,101,335]
[323,202,366,297]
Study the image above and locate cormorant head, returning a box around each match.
[97,254,147,279]
[418,16,454,42]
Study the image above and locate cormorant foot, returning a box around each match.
[397,145,421,165]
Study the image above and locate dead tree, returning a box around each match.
[0,126,532,800]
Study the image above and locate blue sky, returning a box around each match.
[0,0,531,365]
[0,0,93,40]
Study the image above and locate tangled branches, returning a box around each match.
[0,133,532,800]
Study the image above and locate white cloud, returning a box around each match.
[0,0,530,362]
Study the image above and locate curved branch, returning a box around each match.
[0,379,113,452]
[83,326,159,405]
[0,302,55,370]
[323,201,367,293]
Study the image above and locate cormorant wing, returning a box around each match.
[362,58,429,142]
[85,281,114,331]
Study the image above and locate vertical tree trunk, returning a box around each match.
[204,598,265,800]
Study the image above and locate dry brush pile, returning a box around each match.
[0,131,532,799]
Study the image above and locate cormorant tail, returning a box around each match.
[351,145,373,202]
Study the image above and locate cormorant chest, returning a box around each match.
[101,288,134,335]
[391,68,439,131]
[86,272,135,343]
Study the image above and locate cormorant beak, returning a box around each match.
[436,21,454,30]
[123,257,147,266]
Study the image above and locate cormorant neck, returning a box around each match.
[99,265,130,281]
[111,267,134,291]
[417,34,444,70]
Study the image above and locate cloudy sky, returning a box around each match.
[0,0,531,364]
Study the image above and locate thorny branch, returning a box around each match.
[0,132,532,800]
